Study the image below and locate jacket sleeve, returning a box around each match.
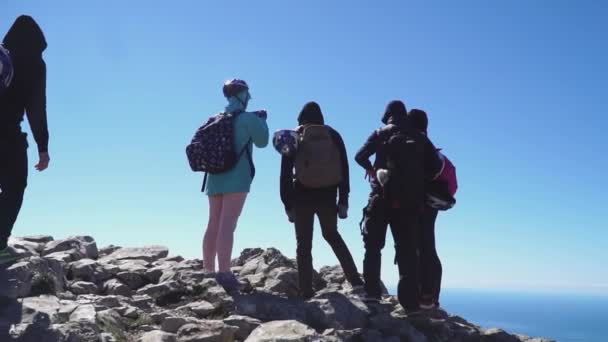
[331,129,350,206]
[423,135,442,180]
[25,60,49,153]
[355,130,379,171]
[246,113,269,148]
[280,155,295,211]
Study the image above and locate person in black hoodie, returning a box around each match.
[355,100,441,311]
[280,101,364,299]
[0,15,50,264]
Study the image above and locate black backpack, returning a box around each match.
[383,126,426,210]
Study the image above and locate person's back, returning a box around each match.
[205,110,269,195]
[279,101,362,299]
[201,79,268,293]
[0,15,50,265]
[355,100,441,311]
[0,15,48,145]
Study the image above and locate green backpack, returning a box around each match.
[294,125,343,188]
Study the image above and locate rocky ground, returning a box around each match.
[0,235,554,342]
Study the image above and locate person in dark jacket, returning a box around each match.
[281,101,364,299]
[408,109,443,309]
[355,100,441,311]
[0,15,50,264]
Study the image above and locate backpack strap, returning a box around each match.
[240,138,255,179]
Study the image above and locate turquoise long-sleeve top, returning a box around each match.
[206,96,269,196]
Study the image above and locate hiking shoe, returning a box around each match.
[0,247,19,266]
[215,272,246,293]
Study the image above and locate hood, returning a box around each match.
[382,100,408,125]
[297,101,325,125]
[3,15,47,57]
[408,109,428,134]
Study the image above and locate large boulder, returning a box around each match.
[69,258,112,283]
[245,320,319,342]
[5,257,65,297]
[102,246,169,263]
[177,321,238,342]
[42,236,98,260]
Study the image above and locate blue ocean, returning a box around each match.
[389,288,608,342]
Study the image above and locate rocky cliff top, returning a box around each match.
[0,235,553,342]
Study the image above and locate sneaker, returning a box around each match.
[215,272,245,293]
[0,247,18,266]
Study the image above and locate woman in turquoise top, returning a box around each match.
[203,79,269,291]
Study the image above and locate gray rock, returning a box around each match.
[483,328,522,342]
[117,271,147,290]
[101,332,118,342]
[139,330,177,342]
[96,309,127,340]
[110,259,150,274]
[232,248,264,267]
[70,281,99,295]
[8,237,44,255]
[150,311,173,325]
[102,246,169,263]
[245,320,319,342]
[53,321,101,342]
[223,315,262,341]
[103,279,133,297]
[263,267,299,297]
[69,258,112,283]
[369,312,427,341]
[309,292,370,330]
[42,236,98,260]
[21,295,62,324]
[177,321,238,342]
[118,305,141,319]
[5,257,65,297]
[137,281,184,300]
[21,235,55,244]
[161,316,187,333]
[199,280,234,312]
[69,304,97,323]
[98,245,122,257]
[130,295,155,311]
[177,300,216,318]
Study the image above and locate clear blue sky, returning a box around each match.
[2,1,607,294]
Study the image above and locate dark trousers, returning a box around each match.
[294,198,361,296]
[361,193,420,310]
[0,135,28,250]
[419,206,442,302]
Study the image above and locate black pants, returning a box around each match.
[0,135,28,250]
[361,193,420,310]
[419,206,442,302]
[294,197,362,296]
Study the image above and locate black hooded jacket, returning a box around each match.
[0,15,48,153]
[280,102,350,210]
[355,101,442,190]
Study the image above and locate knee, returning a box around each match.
[322,229,340,243]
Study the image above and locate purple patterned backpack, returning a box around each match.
[186,112,249,175]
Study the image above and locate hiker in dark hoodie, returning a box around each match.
[0,16,49,265]
[355,100,441,311]
[280,101,364,299]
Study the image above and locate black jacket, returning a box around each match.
[355,101,442,191]
[0,16,48,153]
[280,102,350,210]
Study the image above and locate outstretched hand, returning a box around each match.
[35,152,50,172]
